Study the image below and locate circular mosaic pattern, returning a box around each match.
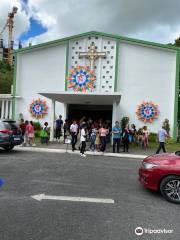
[67,65,96,92]
[29,99,48,119]
[136,101,159,123]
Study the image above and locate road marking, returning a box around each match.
[31,193,115,204]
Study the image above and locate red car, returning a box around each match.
[139,151,180,204]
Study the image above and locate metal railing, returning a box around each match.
[0,94,13,119]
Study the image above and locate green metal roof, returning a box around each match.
[14,30,179,54]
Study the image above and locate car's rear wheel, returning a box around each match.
[160,175,180,204]
[3,145,14,151]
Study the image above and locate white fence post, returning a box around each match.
[5,100,9,119]
[0,95,13,120]
[1,100,5,119]
[9,100,12,119]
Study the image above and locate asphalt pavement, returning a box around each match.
[0,149,179,240]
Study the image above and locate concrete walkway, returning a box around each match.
[14,140,154,159]
[15,146,147,159]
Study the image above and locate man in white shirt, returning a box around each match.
[156,126,169,154]
[70,120,78,151]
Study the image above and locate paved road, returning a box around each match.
[0,149,179,240]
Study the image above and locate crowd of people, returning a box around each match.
[54,115,155,157]
[19,119,36,146]
[18,115,170,157]
[19,119,50,146]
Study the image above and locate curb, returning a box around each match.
[14,146,147,159]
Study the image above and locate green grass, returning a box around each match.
[130,141,180,152]
[149,142,180,152]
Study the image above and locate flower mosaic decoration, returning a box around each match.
[29,98,48,119]
[67,65,96,92]
[136,101,159,123]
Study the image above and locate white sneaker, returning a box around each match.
[82,154,86,157]
[32,144,36,147]
[80,153,83,156]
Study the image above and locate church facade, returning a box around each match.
[13,31,179,139]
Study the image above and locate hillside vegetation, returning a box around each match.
[0,60,13,94]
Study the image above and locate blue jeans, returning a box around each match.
[113,138,120,153]
[100,136,106,152]
[156,142,166,154]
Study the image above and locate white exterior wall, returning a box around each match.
[15,44,67,125]
[14,35,177,137]
[117,42,177,135]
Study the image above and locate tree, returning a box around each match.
[0,60,13,94]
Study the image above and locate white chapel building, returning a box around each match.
[12,31,179,139]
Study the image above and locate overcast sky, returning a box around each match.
[0,0,180,47]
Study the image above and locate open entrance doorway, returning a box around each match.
[38,91,121,141]
[67,104,113,144]
[67,104,112,123]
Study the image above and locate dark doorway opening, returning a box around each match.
[67,104,112,122]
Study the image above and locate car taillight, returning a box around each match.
[0,129,12,134]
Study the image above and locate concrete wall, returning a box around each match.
[15,44,67,125]
[117,42,177,135]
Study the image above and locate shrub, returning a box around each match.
[148,132,157,142]
[163,119,170,135]
[33,121,42,130]
[166,137,176,144]
[121,117,129,130]
[35,130,41,138]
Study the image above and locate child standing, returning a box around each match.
[99,124,109,152]
[26,121,36,146]
[40,122,49,145]
[90,125,97,151]
[143,126,149,149]
[80,124,87,157]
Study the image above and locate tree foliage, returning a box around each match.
[121,116,129,130]
[0,60,13,94]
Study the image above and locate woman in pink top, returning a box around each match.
[26,121,36,146]
[99,124,109,152]
[142,126,149,149]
